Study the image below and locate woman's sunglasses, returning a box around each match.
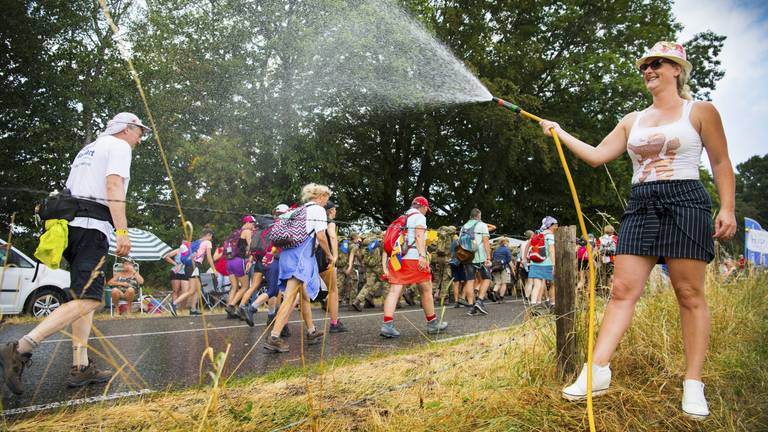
[639,58,668,72]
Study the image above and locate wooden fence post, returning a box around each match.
[555,225,578,379]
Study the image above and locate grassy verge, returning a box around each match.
[7,273,767,431]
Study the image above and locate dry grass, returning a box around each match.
[6,272,767,432]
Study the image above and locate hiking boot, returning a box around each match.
[237,305,247,321]
[562,363,612,401]
[189,309,202,316]
[263,336,289,353]
[280,326,291,338]
[66,362,112,388]
[168,302,178,317]
[475,299,489,315]
[306,330,324,345]
[225,305,237,319]
[364,298,376,309]
[457,298,471,307]
[454,302,462,308]
[351,300,363,312]
[487,291,498,302]
[682,379,709,420]
[329,321,348,333]
[466,306,479,316]
[403,290,415,306]
[244,305,256,327]
[0,342,31,395]
[380,322,400,338]
[426,319,448,334]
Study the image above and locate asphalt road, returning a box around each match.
[1,300,526,416]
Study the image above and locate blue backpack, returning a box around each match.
[180,239,203,266]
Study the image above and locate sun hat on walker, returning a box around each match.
[635,41,693,75]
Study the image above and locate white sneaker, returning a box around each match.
[562,363,612,401]
[682,379,709,420]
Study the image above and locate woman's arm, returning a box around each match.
[134,271,144,285]
[328,222,338,261]
[539,114,634,167]
[164,249,179,265]
[316,229,333,261]
[696,102,737,240]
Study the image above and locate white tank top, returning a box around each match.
[626,100,703,184]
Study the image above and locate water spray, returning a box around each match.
[491,95,599,432]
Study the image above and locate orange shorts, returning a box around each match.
[387,259,432,285]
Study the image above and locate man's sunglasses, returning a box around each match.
[639,58,669,72]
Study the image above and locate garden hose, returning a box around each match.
[493,97,598,432]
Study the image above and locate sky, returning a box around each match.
[672,0,768,171]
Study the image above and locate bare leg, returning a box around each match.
[21,299,102,354]
[226,274,242,306]
[524,277,533,300]
[297,285,316,331]
[666,258,709,381]
[174,278,198,307]
[322,268,340,322]
[189,277,201,310]
[418,281,435,317]
[238,273,264,307]
[463,279,476,305]
[271,279,300,336]
[452,280,460,303]
[592,255,657,365]
[530,279,544,303]
[383,284,404,317]
[171,279,181,303]
[477,277,491,300]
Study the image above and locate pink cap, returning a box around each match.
[242,215,256,223]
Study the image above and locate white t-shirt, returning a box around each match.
[305,203,328,235]
[66,135,132,237]
[403,208,427,260]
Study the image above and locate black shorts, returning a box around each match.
[63,226,109,302]
[463,263,491,281]
[449,262,466,282]
[578,260,590,271]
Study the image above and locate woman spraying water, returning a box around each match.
[537,41,736,419]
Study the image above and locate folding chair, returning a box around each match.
[200,272,230,311]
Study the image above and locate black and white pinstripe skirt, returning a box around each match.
[616,180,715,263]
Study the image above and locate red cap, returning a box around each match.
[242,215,256,223]
[412,196,431,212]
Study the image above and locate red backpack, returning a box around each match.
[383,211,418,255]
[527,233,547,263]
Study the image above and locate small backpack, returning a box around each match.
[224,228,247,260]
[269,203,316,249]
[180,239,203,266]
[527,233,547,263]
[455,221,479,263]
[383,211,418,255]
[250,224,274,259]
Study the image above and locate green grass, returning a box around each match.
[7,271,767,431]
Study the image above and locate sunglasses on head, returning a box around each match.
[639,58,669,72]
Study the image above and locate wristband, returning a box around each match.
[115,229,129,237]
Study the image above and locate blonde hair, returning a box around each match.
[499,237,509,246]
[301,183,331,203]
[604,225,615,235]
[676,66,693,101]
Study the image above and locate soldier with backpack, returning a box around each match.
[429,226,455,303]
[380,196,447,338]
[223,216,256,319]
[351,234,386,311]
[337,233,362,305]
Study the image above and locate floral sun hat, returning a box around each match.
[635,41,693,75]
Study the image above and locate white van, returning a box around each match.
[0,239,71,317]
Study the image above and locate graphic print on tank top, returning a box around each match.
[626,100,703,184]
[627,133,681,182]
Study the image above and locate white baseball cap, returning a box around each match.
[274,204,289,214]
[100,112,151,137]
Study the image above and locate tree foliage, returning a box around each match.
[0,0,733,283]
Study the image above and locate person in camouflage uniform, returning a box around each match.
[337,233,362,305]
[351,234,387,311]
[430,225,455,303]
